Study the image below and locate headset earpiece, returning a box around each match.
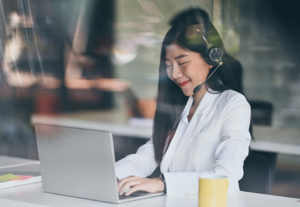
[201,34,223,65]
[206,46,223,66]
[190,24,224,65]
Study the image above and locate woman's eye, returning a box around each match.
[178,61,189,66]
[166,64,172,69]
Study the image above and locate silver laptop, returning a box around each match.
[34,123,163,203]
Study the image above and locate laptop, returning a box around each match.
[34,123,163,203]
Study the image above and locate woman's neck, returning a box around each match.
[192,85,207,107]
[187,86,207,122]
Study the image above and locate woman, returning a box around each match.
[115,10,251,196]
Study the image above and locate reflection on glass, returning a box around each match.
[2,1,63,89]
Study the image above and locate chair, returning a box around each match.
[239,100,277,194]
[249,100,273,126]
[239,150,277,194]
[0,119,38,159]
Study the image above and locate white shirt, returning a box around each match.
[115,89,251,195]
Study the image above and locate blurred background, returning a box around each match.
[0,0,299,198]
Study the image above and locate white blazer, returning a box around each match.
[115,90,251,195]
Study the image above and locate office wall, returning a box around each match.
[230,0,300,128]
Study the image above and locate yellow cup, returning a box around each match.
[198,175,229,207]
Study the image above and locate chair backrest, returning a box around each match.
[250,100,274,126]
[240,100,277,194]
[239,150,277,194]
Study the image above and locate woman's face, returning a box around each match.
[165,44,213,96]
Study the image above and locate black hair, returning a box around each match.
[152,8,249,163]
[169,7,210,26]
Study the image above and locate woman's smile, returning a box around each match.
[178,80,190,88]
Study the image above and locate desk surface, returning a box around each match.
[32,111,152,138]
[0,182,300,207]
[251,126,300,155]
[0,156,39,170]
[32,112,300,155]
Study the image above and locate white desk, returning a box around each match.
[251,126,300,155]
[0,182,300,207]
[31,112,152,139]
[0,156,39,170]
[32,113,300,155]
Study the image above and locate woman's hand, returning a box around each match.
[118,176,164,196]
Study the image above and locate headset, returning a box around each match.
[192,25,223,66]
[201,35,223,66]
[192,25,224,94]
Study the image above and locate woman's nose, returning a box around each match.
[171,64,182,79]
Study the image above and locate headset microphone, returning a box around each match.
[193,61,223,94]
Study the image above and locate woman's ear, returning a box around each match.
[209,65,214,69]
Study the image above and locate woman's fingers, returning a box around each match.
[119,179,141,195]
[118,176,138,189]
[125,185,144,196]
[117,176,164,196]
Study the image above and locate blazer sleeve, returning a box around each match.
[163,93,251,195]
[211,94,251,192]
[115,139,158,179]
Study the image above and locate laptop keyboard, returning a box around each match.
[119,191,151,200]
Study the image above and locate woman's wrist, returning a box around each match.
[159,174,167,194]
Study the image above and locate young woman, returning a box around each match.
[115,9,251,196]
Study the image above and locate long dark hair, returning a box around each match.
[152,9,246,163]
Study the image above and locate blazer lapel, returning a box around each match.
[169,111,204,169]
[160,91,216,172]
[167,92,215,170]
[160,97,193,172]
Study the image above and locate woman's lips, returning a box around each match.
[179,80,190,88]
